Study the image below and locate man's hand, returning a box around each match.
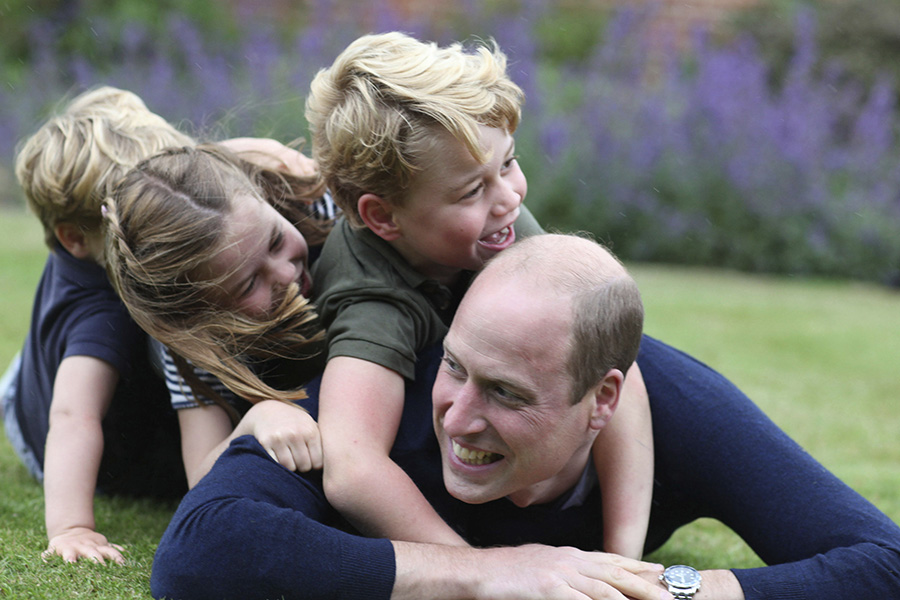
[237,400,323,473]
[472,545,671,600]
[43,527,125,565]
[393,542,673,600]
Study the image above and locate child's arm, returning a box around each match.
[319,356,468,546]
[218,137,317,178]
[42,356,123,564]
[178,403,235,488]
[179,400,322,488]
[592,362,654,560]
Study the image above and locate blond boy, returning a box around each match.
[3,87,194,565]
[306,33,654,557]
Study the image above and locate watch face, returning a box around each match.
[664,565,701,587]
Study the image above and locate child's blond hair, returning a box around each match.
[15,86,194,249]
[103,144,331,418]
[305,32,524,226]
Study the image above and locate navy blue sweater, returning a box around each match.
[151,336,900,599]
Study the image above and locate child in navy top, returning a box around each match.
[2,86,193,565]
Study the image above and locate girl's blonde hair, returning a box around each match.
[305,31,524,226]
[16,86,194,249]
[103,145,331,419]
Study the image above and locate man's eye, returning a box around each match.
[491,386,524,405]
[441,355,463,375]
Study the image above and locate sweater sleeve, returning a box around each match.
[151,435,396,600]
[640,336,900,600]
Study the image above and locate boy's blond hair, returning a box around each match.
[15,86,194,249]
[305,32,524,226]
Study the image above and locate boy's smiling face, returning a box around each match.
[385,125,527,284]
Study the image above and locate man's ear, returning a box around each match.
[54,223,93,259]
[587,369,624,432]
[358,193,402,241]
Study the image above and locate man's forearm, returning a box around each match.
[392,541,673,600]
[695,570,744,600]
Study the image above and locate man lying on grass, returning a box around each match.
[151,234,900,600]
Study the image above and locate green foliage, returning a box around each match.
[3,1,899,283]
[533,4,611,65]
[0,0,239,83]
[731,0,900,93]
[0,210,46,362]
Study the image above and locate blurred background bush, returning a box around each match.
[2,0,898,285]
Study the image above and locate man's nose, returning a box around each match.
[440,384,488,437]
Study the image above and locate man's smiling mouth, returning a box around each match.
[452,440,502,465]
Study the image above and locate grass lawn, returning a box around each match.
[1,207,898,597]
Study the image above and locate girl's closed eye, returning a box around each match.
[270,228,284,252]
[238,275,257,299]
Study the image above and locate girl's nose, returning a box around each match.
[271,258,298,287]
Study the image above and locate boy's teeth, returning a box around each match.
[481,226,510,245]
[452,440,500,465]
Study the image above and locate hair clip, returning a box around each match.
[101,204,109,217]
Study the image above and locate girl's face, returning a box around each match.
[205,193,311,318]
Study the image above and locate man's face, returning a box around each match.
[432,272,600,507]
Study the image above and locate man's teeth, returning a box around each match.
[452,440,500,465]
[481,226,510,245]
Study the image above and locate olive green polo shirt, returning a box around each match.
[311,207,544,380]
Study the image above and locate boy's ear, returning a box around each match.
[54,223,93,259]
[358,193,401,241]
[586,369,624,432]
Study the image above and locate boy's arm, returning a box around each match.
[319,356,468,546]
[43,356,123,565]
[592,362,654,559]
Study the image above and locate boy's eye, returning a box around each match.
[461,183,484,200]
[502,154,519,170]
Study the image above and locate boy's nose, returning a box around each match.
[491,181,522,216]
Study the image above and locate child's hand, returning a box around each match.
[218,137,318,178]
[241,400,323,473]
[43,527,125,565]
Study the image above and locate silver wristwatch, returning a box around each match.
[660,564,702,599]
